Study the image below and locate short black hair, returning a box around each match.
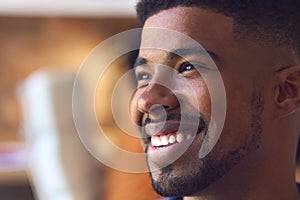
[136,0,300,56]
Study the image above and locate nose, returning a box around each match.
[137,82,179,113]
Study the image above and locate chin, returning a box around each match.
[147,145,211,197]
[149,163,209,197]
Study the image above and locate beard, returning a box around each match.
[147,88,264,197]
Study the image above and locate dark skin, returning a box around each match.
[130,7,300,200]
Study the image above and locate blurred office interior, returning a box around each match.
[0,0,160,199]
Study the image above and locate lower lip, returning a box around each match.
[146,131,204,170]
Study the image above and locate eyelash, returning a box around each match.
[178,63,196,73]
[179,62,212,74]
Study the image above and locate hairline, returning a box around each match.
[139,5,298,58]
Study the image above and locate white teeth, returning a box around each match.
[151,137,155,146]
[169,135,176,144]
[155,137,162,146]
[161,136,169,145]
[176,133,184,143]
[151,133,194,147]
[151,136,161,147]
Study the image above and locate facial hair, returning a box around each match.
[148,88,264,197]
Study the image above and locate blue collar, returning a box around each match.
[297,182,300,192]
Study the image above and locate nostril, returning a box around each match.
[144,117,152,125]
[162,105,169,109]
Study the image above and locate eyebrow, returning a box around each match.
[133,46,220,68]
[168,47,220,62]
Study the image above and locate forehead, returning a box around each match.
[140,6,235,59]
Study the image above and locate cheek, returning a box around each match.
[196,87,212,117]
[213,84,258,152]
[182,79,212,118]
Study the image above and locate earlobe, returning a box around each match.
[275,65,300,114]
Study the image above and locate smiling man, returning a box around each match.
[129,1,300,200]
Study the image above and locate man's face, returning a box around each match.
[130,7,271,196]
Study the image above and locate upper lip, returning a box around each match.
[142,113,207,138]
[144,121,181,136]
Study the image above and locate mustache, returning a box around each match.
[144,113,201,125]
[144,113,207,125]
[142,113,208,136]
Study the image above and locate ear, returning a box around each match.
[275,65,300,116]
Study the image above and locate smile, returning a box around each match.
[143,116,207,149]
[140,113,207,168]
[145,128,206,169]
[151,132,195,148]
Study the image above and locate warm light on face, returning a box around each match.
[72,27,226,173]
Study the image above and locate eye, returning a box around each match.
[136,72,152,81]
[179,62,212,74]
[179,63,196,73]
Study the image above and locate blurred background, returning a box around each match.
[0,0,160,199]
